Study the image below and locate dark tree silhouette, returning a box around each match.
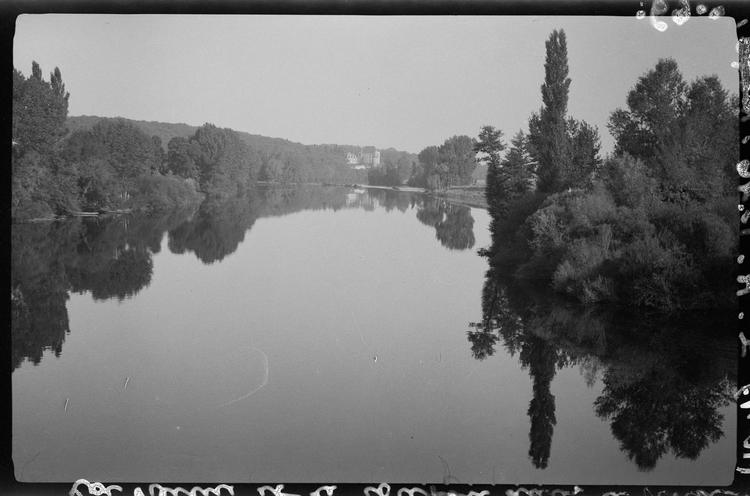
[527,29,571,193]
[520,335,558,469]
[11,221,79,369]
[468,258,733,472]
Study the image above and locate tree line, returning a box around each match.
[12,63,203,220]
[11,63,375,221]
[366,136,480,189]
[482,29,738,312]
[367,148,417,187]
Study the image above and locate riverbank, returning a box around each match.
[14,194,203,224]
[17,210,135,223]
[14,182,487,223]
[430,185,487,209]
[355,184,488,209]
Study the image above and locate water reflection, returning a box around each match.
[11,209,195,370]
[416,197,475,250]
[12,186,476,370]
[469,265,735,472]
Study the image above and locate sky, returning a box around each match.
[13,15,738,154]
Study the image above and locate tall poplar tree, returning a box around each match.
[12,62,71,218]
[528,29,571,193]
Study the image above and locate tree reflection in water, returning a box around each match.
[11,209,196,370]
[12,186,478,370]
[11,220,80,370]
[415,197,475,250]
[469,265,735,472]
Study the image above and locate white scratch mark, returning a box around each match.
[709,6,725,19]
[671,0,690,25]
[364,484,391,496]
[257,485,299,496]
[216,348,269,408]
[19,450,41,480]
[649,0,670,31]
[310,486,337,496]
[397,488,430,496]
[136,483,234,496]
[350,309,368,347]
[69,479,123,496]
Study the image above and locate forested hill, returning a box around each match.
[66,115,200,150]
[67,115,308,154]
[13,59,420,222]
[66,115,416,180]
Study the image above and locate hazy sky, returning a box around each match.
[14,15,738,154]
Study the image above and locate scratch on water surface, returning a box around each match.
[20,450,41,480]
[438,455,460,484]
[350,309,368,347]
[216,347,269,408]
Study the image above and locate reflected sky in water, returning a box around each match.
[12,186,735,484]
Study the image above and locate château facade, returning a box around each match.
[346,146,381,169]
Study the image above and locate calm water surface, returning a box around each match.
[12,186,736,484]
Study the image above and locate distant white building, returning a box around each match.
[346,152,359,165]
[346,146,381,168]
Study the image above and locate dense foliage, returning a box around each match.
[165,124,261,199]
[12,63,72,218]
[13,63,395,221]
[408,135,478,190]
[13,72,366,221]
[483,30,737,312]
[364,148,417,186]
[367,165,402,186]
[68,116,373,186]
[12,63,202,219]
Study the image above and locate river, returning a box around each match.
[11,185,736,484]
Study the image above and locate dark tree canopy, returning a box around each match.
[65,118,164,179]
[608,59,736,203]
[13,63,69,157]
[412,136,477,190]
[12,62,71,217]
[484,35,736,312]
